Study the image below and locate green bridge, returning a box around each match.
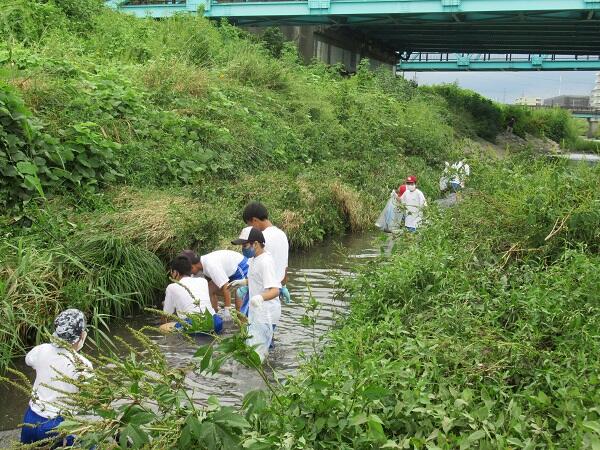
[107,0,600,71]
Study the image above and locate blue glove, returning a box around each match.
[279,286,291,304]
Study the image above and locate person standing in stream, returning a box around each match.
[231,227,281,361]
[399,175,427,232]
[237,202,290,315]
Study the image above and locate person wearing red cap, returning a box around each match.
[399,175,427,232]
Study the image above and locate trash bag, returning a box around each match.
[247,303,273,362]
[439,176,449,192]
[375,190,402,232]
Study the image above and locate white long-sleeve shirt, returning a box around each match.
[400,189,427,229]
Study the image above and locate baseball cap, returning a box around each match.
[53,309,86,344]
[406,175,417,183]
[231,226,265,245]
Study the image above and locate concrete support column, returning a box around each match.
[587,118,599,138]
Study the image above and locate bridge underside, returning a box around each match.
[114,1,600,69]
[218,14,600,56]
[398,54,600,71]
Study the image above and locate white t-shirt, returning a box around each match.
[164,276,215,319]
[451,161,471,186]
[400,189,427,229]
[200,250,245,288]
[26,343,93,418]
[248,252,282,326]
[263,225,289,283]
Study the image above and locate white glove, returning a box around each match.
[228,279,247,288]
[250,295,264,308]
[221,307,232,321]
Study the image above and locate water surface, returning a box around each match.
[0,232,382,438]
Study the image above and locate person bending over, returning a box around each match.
[160,255,222,334]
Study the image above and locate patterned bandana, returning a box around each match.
[53,309,86,344]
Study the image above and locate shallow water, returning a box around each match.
[0,232,383,436]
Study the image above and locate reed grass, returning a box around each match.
[0,233,165,371]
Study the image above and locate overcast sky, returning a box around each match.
[402,71,597,104]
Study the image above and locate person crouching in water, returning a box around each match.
[160,255,223,334]
[232,227,281,361]
[399,175,427,232]
[21,309,92,447]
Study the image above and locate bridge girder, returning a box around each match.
[110,0,600,64]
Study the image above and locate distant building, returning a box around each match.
[591,73,600,108]
[543,95,590,109]
[515,96,542,106]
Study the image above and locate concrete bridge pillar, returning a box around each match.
[587,118,599,138]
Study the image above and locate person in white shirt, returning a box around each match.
[241,202,290,304]
[179,250,203,277]
[399,175,427,232]
[20,309,92,447]
[449,160,470,192]
[232,227,281,361]
[180,249,248,321]
[159,255,222,334]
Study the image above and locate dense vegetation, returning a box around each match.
[245,157,600,449]
[28,154,600,450]
[1,0,457,370]
[2,1,598,448]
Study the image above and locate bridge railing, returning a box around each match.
[120,0,185,4]
[516,104,600,116]
[404,53,600,63]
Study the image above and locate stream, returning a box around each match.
[0,232,384,445]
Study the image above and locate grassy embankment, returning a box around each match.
[246,156,600,449]
[2,1,598,449]
[1,0,469,370]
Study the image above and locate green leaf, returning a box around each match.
[23,175,45,198]
[198,421,241,450]
[442,417,454,434]
[362,384,391,401]
[467,430,486,442]
[243,390,267,416]
[349,413,368,426]
[119,423,150,448]
[16,161,38,175]
[584,421,600,435]
[367,418,386,443]
[212,408,250,429]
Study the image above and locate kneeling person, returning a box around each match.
[232,227,281,361]
[160,256,222,334]
[21,309,92,447]
[197,249,249,320]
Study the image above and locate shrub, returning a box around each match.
[0,84,122,209]
[427,83,503,140]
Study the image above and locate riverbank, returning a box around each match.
[1,1,468,370]
[0,232,381,442]
[2,3,598,447]
[246,155,600,448]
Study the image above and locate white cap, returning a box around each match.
[231,226,254,245]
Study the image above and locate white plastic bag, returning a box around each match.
[246,302,274,362]
[439,176,448,192]
[246,321,273,362]
[375,190,402,232]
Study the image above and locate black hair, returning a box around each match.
[179,249,200,265]
[242,201,269,222]
[169,255,192,276]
